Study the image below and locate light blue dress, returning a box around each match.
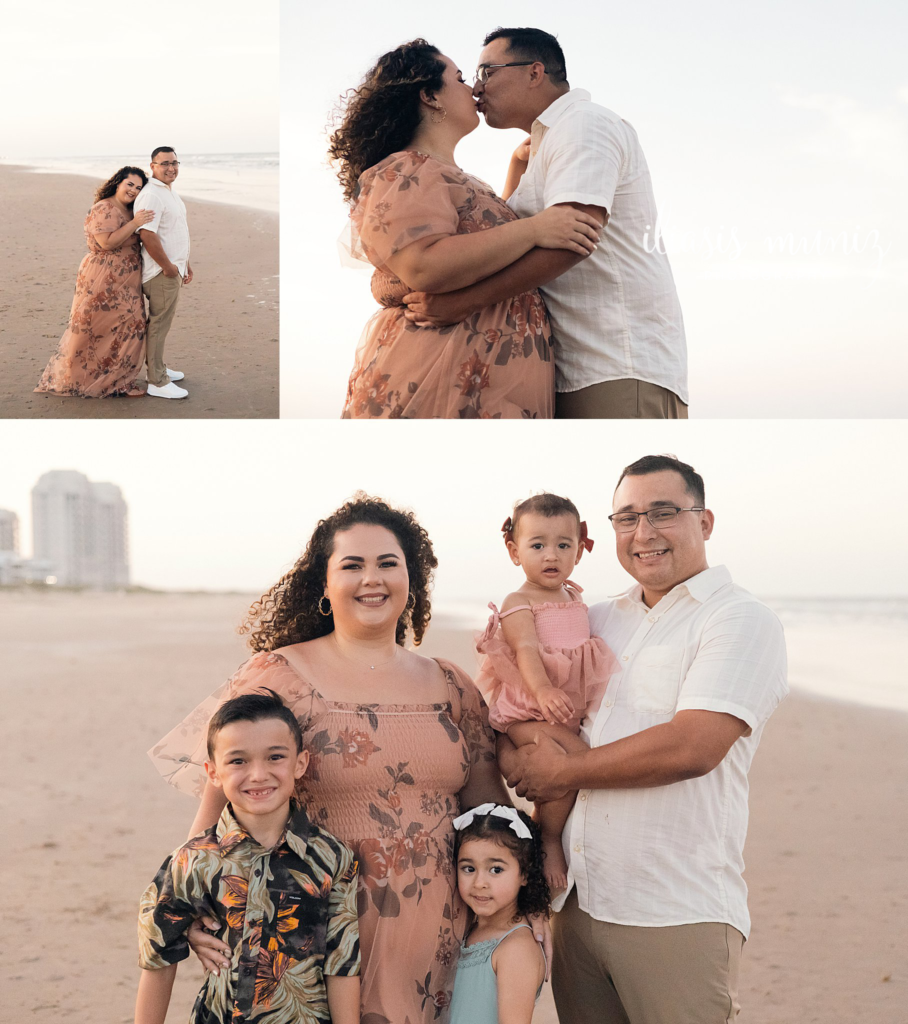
[448,923,546,1024]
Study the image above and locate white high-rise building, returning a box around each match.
[0,509,18,553]
[31,470,130,588]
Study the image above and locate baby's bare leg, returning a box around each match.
[506,721,589,894]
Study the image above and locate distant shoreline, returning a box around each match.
[0,156,278,214]
[1,587,905,715]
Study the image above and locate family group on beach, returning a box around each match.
[135,454,788,1024]
[333,28,687,420]
[34,147,192,401]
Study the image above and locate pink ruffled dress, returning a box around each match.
[475,581,618,733]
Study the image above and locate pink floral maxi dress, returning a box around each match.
[34,200,146,397]
[150,651,499,1024]
[343,151,554,419]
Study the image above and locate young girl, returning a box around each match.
[475,493,617,892]
[449,804,549,1024]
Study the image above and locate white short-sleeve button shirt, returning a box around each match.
[557,565,788,939]
[133,177,191,284]
[508,90,688,402]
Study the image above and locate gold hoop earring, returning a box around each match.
[318,595,332,617]
[430,105,447,124]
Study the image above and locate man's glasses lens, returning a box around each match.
[610,509,684,532]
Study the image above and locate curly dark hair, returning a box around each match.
[241,493,438,651]
[453,807,552,920]
[327,39,446,203]
[93,166,147,206]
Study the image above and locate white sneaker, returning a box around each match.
[147,381,189,399]
[166,367,185,382]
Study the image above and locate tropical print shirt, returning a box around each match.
[138,802,359,1024]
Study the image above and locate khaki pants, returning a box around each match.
[143,272,182,387]
[555,378,689,419]
[552,890,743,1024]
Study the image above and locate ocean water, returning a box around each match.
[433,597,908,714]
[2,153,278,213]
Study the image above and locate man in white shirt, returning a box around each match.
[133,146,191,399]
[403,28,688,419]
[503,455,788,1022]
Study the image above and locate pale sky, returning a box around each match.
[2,419,906,603]
[1,0,278,156]
[282,0,908,418]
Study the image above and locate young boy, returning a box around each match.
[135,690,360,1024]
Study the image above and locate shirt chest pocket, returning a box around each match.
[268,886,328,956]
[626,645,685,714]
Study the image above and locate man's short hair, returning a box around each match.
[615,454,706,507]
[151,146,176,161]
[207,689,303,760]
[483,27,568,85]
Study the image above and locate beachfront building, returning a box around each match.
[0,509,19,553]
[31,470,130,588]
[0,552,56,586]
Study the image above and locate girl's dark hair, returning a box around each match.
[328,39,446,203]
[511,492,581,541]
[94,166,147,206]
[453,808,551,919]
[241,493,437,651]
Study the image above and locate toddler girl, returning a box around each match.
[449,804,549,1024]
[475,493,617,891]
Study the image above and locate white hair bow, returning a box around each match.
[452,803,532,840]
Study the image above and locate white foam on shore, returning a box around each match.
[1,153,278,213]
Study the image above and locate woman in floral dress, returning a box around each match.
[329,40,600,419]
[150,496,510,1023]
[35,167,152,398]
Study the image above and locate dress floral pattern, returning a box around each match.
[150,651,499,1024]
[343,151,554,419]
[34,200,146,397]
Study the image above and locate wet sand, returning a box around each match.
[2,591,905,1022]
[0,165,278,419]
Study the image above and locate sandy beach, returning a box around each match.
[3,590,905,1023]
[0,165,278,419]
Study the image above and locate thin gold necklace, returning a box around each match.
[332,633,399,670]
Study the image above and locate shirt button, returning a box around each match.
[648,616,655,622]
[605,700,613,708]
[254,869,262,877]
[579,794,587,801]
[574,844,582,853]
[622,655,629,661]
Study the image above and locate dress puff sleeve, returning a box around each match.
[147,650,316,799]
[86,200,125,235]
[349,151,461,272]
[437,658,498,771]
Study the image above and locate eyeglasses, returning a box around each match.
[474,61,541,84]
[608,507,705,533]
[153,160,180,168]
